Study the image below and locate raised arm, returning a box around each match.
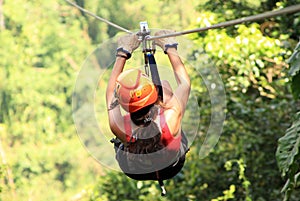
[154,30,191,114]
[153,30,191,137]
[106,34,140,142]
[166,48,190,110]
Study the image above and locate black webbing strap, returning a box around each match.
[148,53,166,196]
[156,171,166,196]
[158,179,167,196]
[147,54,163,102]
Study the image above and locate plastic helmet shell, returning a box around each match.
[116,69,158,113]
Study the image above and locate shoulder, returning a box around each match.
[108,108,127,143]
[159,102,182,137]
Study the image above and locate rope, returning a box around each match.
[148,4,300,40]
[64,0,133,34]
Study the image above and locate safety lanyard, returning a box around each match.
[147,54,163,102]
[138,22,163,102]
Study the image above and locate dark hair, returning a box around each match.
[125,105,164,155]
[130,104,154,126]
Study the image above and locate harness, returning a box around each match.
[111,129,188,196]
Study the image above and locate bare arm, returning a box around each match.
[106,56,126,109]
[162,48,190,137]
[106,56,127,142]
[154,30,190,114]
[106,33,141,143]
[167,47,190,115]
[154,30,191,137]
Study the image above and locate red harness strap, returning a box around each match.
[124,114,135,142]
[159,109,181,151]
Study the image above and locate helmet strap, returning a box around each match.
[135,111,152,127]
[108,98,119,111]
[131,109,153,127]
[143,114,153,124]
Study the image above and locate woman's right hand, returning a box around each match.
[117,34,141,54]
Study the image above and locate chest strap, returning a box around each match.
[159,109,181,151]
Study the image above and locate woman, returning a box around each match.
[106,30,190,182]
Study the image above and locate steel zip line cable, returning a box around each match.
[64,0,133,34]
[148,4,300,40]
[65,0,300,40]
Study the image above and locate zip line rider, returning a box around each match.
[106,30,190,184]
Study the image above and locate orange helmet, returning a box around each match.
[115,69,158,113]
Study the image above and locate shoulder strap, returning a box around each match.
[124,114,133,142]
[159,109,172,143]
[159,109,181,150]
[159,108,168,134]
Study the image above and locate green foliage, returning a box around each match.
[89,171,168,201]
[191,11,289,99]
[224,159,251,201]
[276,112,300,200]
[170,98,294,201]
[276,41,300,201]
[211,185,236,201]
[0,164,4,193]
[1,0,300,200]
[0,0,100,200]
[199,0,300,39]
[87,1,300,201]
[183,1,300,201]
[287,41,300,99]
[291,73,300,100]
[79,0,198,42]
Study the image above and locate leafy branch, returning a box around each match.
[276,41,300,201]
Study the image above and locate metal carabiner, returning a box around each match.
[137,21,156,76]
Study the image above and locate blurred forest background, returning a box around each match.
[1,0,300,200]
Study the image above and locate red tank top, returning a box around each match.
[124,109,181,151]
